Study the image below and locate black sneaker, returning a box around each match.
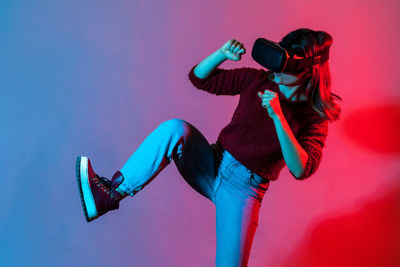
[76,156,125,222]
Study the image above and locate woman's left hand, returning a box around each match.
[258,89,283,120]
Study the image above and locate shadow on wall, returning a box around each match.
[341,102,400,154]
[281,179,400,267]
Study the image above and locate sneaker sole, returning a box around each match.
[76,156,99,222]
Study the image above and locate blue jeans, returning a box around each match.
[119,119,270,267]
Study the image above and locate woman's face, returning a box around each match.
[271,68,310,86]
[271,69,311,101]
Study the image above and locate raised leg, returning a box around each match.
[119,119,218,202]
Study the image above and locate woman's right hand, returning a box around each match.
[219,39,246,61]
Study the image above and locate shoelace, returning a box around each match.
[94,175,122,201]
[97,176,112,187]
[93,175,112,195]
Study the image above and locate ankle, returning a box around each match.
[115,187,128,197]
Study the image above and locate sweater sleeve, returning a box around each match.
[188,64,260,96]
[289,118,329,180]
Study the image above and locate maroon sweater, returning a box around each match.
[188,64,329,181]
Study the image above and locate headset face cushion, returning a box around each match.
[251,38,288,72]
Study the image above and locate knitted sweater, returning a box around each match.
[188,64,329,181]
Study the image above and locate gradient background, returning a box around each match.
[1,0,399,266]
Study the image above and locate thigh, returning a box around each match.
[171,119,218,202]
[215,180,261,267]
[213,152,267,267]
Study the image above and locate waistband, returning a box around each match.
[211,141,271,182]
[211,141,250,172]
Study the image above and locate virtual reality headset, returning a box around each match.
[251,38,329,73]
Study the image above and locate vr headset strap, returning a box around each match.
[291,51,330,71]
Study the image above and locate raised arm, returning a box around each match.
[189,39,261,95]
[193,39,245,79]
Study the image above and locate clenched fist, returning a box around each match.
[219,39,246,61]
[258,89,283,120]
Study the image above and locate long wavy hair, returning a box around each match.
[280,28,342,122]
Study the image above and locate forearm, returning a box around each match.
[273,115,308,178]
[194,49,227,79]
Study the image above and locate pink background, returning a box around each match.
[1,0,399,266]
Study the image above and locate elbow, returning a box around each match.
[291,154,310,180]
[289,165,307,180]
[292,169,305,180]
[289,168,308,180]
[295,169,307,180]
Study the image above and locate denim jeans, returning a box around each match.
[119,119,270,267]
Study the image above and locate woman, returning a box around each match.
[75,28,342,266]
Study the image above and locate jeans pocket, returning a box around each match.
[248,172,269,191]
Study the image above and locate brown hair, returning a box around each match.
[281,28,342,122]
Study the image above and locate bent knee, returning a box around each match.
[158,118,191,137]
